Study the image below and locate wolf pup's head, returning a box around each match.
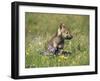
[57,23,73,40]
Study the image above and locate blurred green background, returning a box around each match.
[25,12,89,68]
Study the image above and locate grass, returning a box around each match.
[25,12,89,68]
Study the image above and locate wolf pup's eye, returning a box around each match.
[66,32,68,34]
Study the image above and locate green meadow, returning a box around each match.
[25,12,89,68]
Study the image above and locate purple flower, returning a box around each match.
[48,45,57,53]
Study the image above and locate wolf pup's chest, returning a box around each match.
[48,36,64,52]
[53,36,64,45]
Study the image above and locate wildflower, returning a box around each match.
[59,55,68,61]
[60,55,65,59]
[39,42,42,45]
[26,51,29,55]
[58,59,61,62]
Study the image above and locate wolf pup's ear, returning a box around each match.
[58,26,62,36]
[58,28,61,36]
[60,23,65,29]
[58,23,65,36]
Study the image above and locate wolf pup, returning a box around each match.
[42,23,73,55]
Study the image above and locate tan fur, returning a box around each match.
[47,23,73,54]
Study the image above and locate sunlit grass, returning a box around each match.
[25,12,89,68]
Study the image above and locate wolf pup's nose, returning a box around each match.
[68,35,73,40]
[71,35,73,39]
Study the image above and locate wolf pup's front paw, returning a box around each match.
[62,51,72,56]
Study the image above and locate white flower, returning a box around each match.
[39,42,42,45]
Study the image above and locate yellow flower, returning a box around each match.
[26,51,29,55]
[58,59,61,62]
[59,55,68,60]
[59,55,65,59]
[27,49,30,52]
